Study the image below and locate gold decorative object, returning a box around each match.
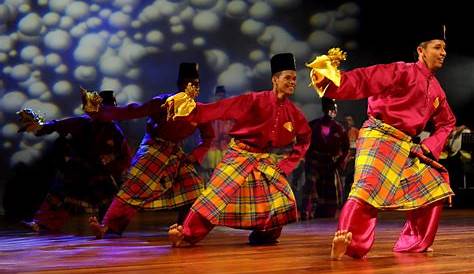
[80,87,103,113]
[162,82,198,120]
[184,82,199,99]
[433,97,440,109]
[16,108,45,133]
[306,47,347,97]
[283,122,294,132]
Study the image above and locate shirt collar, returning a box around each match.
[416,60,434,78]
[270,90,288,105]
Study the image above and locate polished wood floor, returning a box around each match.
[1,209,474,274]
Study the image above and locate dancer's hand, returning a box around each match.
[421,144,436,160]
[16,108,44,134]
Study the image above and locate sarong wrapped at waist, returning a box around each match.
[348,117,453,210]
[117,137,204,209]
[192,139,297,229]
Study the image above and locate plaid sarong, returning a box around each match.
[349,117,454,210]
[191,139,297,230]
[117,138,204,209]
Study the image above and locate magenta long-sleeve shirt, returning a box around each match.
[325,61,456,159]
[93,94,214,163]
[190,90,311,175]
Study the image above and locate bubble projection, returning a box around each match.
[0,0,360,167]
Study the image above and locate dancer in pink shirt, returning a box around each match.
[307,25,456,259]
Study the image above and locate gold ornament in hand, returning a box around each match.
[326,48,347,68]
[80,87,103,113]
[184,82,199,99]
[162,82,198,120]
[306,47,347,97]
[16,108,45,134]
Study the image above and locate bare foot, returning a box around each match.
[330,230,352,260]
[22,220,40,232]
[89,216,108,239]
[168,223,185,247]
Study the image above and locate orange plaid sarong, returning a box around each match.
[191,139,297,230]
[349,117,454,210]
[117,138,204,209]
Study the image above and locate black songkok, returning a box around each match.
[270,53,296,75]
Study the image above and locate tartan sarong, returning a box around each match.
[117,137,204,209]
[349,117,454,210]
[191,139,297,230]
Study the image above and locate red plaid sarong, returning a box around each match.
[349,117,454,210]
[191,139,297,230]
[117,138,204,209]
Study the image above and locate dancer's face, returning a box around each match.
[418,39,447,72]
[273,70,296,99]
[328,108,337,119]
[344,116,354,127]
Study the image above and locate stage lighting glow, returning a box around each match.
[18,13,42,36]
[171,42,186,52]
[52,80,73,96]
[217,63,252,92]
[74,65,98,82]
[241,19,265,37]
[27,81,48,97]
[204,49,229,72]
[55,64,68,74]
[226,1,247,18]
[193,37,205,47]
[193,11,220,32]
[249,2,272,20]
[44,29,72,50]
[0,91,27,112]
[11,64,31,81]
[65,1,89,20]
[121,84,143,102]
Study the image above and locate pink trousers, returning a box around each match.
[102,198,138,234]
[34,196,69,231]
[182,210,282,245]
[102,198,192,234]
[338,198,443,258]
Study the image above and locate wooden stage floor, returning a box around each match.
[1,208,474,274]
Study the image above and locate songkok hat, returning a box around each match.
[99,90,116,106]
[271,53,296,75]
[215,85,226,95]
[416,24,447,45]
[178,62,199,81]
[321,97,336,112]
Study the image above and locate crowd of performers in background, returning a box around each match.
[4,28,474,259]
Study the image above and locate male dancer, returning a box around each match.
[307,26,456,259]
[88,63,214,238]
[168,53,311,246]
[20,90,131,232]
[303,97,348,219]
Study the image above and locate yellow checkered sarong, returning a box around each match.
[191,139,297,229]
[349,117,453,210]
